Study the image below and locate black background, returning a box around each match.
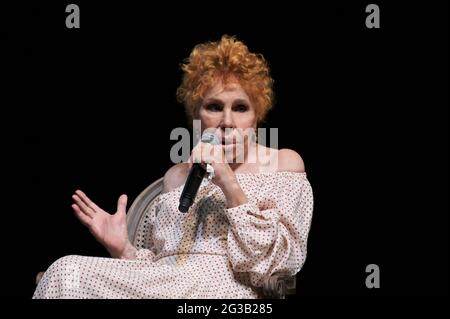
[1,1,448,302]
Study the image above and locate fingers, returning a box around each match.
[200,143,213,163]
[191,142,217,164]
[211,144,226,163]
[190,144,202,164]
[72,203,92,226]
[72,194,95,218]
[75,190,99,211]
[116,194,128,214]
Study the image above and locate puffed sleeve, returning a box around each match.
[224,172,313,287]
[133,194,163,261]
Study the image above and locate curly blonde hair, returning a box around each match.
[176,35,274,124]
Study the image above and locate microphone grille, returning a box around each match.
[201,131,220,145]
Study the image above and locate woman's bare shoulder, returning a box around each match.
[162,163,189,193]
[277,148,305,173]
[254,145,305,173]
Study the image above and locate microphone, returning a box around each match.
[178,131,220,213]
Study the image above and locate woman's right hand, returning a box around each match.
[71,190,135,259]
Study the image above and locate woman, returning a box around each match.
[33,35,313,299]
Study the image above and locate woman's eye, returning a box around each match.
[205,104,222,111]
[234,104,248,112]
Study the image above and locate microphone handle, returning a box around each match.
[178,164,206,212]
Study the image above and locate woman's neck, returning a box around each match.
[229,143,276,174]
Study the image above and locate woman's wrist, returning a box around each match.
[116,241,137,260]
[221,179,248,208]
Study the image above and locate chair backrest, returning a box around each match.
[126,177,164,246]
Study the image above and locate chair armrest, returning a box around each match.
[261,273,297,299]
[36,272,45,285]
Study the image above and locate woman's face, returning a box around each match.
[198,80,257,163]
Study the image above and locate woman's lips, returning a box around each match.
[222,139,235,145]
[222,136,241,144]
[222,142,238,151]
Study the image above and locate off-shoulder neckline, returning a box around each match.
[158,170,307,198]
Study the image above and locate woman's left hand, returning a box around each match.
[188,141,236,190]
[187,141,249,208]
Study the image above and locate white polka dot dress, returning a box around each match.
[33,171,313,299]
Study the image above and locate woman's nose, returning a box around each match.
[220,109,235,128]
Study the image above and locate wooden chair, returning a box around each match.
[37,177,297,298]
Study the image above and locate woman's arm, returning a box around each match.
[224,172,313,287]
